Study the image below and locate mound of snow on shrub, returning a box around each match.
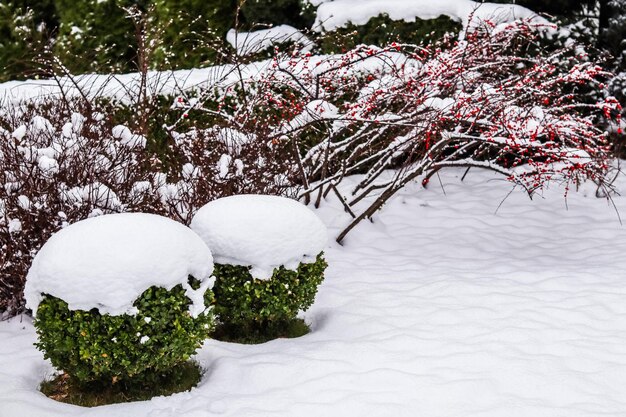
[24,213,214,317]
[312,0,549,33]
[191,195,327,280]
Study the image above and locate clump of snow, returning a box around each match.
[24,213,214,317]
[216,154,245,179]
[12,125,26,140]
[37,155,59,174]
[217,154,233,179]
[70,112,85,133]
[423,97,455,110]
[190,195,327,280]
[17,195,30,210]
[8,218,22,234]
[62,182,122,210]
[227,25,313,56]
[282,100,339,133]
[234,159,244,176]
[29,116,54,135]
[181,163,199,181]
[216,127,254,154]
[112,125,147,148]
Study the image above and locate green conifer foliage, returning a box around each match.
[601,0,626,69]
[0,1,56,82]
[150,0,236,69]
[53,0,142,74]
[319,14,461,54]
[239,0,315,30]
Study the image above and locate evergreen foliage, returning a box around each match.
[319,14,461,54]
[40,361,203,406]
[7,1,614,81]
[0,1,54,82]
[240,0,315,30]
[53,0,141,74]
[602,0,626,69]
[212,253,327,332]
[151,0,236,68]
[33,282,214,386]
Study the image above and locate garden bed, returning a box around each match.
[2,168,626,416]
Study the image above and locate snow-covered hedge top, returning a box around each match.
[190,195,328,280]
[226,25,313,56]
[25,213,214,317]
[311,0,548,33]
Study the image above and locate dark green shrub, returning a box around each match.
[0,1,55,82]
[34,282,214,386]
[601,0,626,70]
[319,14,461,54]
[212,253,327,331]
[151,0,233,69]
[240,0,315,30]
[53,0,139,74]
[40,360,203,406]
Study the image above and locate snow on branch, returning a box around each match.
[193,19,617,243]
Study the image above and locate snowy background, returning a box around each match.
[2,168,626,417]
[2,0,626,415]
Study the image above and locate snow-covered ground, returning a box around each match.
[2,168,626,417]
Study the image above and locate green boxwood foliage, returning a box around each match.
[319,14,461,54]
[212,253,327,329]
[34,281,214,386]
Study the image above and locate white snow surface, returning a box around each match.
[215,127,254,155]
[111,125,147,148]
[281,99,339,134]
[190,195,327,279]
[24,213,214,317]
[312,0,549,32]
[4,168,626,416]
[226,25,313,55]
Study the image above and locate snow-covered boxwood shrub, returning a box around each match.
[25,213,215,386]
[191,195,328,339]
[34,283,213,385]
[212,253,327,329]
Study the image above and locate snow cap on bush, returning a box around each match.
[190,195,327,279]
[25,213,214,317]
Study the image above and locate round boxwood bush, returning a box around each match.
[190,194,328,342]
[34,280,214,386]
[212,253,327,340]
[25,213,215,401]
